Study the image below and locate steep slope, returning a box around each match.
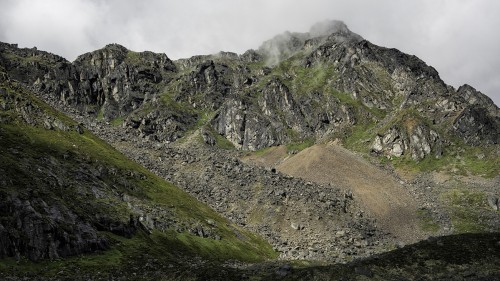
[0,76,276,278]
[273,143,426,243]
[0,41,392,263]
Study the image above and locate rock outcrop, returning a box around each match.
[371,116,443,160]
[0,194,109,261]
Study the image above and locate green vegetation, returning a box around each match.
[286,138,315,153]
[244,146,272,157]
[343,122,376,153]
[198,122,235,150]
[124,51,142,65]
[416,209,440,233]
[356,61,394,91]
[1,50,50,67]
[0,81,277,278]
[0,228,276,278]
[159,91,195,113]
[346,108,500,178]
[289,63,337,95]
[110,116,125,126]
[375,108,420,136]
[389,142,499,178]
[441,188,492,233]
[247,60,266,72]
[0,121,275,260]
[96,106,105,120]
[214,133,235,149]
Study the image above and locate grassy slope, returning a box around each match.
[0,80,277,279]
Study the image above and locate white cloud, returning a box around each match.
[0,0,499,105]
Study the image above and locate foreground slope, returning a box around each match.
[0,76,276,279]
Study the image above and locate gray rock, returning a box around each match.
[201,127,216,146]
[486,195,499,211]
[275,264,292,277]
[355,266,374,277]
[371,124,442,161]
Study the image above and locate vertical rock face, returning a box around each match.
[212,98,249,149]
[211,97,285,150]
[174,59,239,110]
[451,85,500,146]
[456,84,499,117]
[211,77,357,150]
[52,44,176,119]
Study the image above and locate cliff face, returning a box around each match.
[1,20,498,158]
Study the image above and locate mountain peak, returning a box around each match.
[309,20,350,37]
[258,20,362,65]
[74,43,129,63]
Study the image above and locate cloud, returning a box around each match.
[0,0,499,105]
[0,0,100,57]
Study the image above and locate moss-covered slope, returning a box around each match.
[0,78,276,278]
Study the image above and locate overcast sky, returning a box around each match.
[0,0,499,105]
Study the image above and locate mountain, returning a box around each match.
[1,20,499,280]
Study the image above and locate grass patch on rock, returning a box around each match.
[441,188,492,233]
[416,209,440,233]
[286,138,315,153]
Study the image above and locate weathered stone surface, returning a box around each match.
[487,195,499,211]
[0,194,108,261]
[2,28,499,156]
[371,122,442,161]
[452,105,499,145]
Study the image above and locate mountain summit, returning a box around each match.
[259,20,363,65]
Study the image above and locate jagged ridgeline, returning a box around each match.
[0,77,276,277]
[1,20,497,175]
